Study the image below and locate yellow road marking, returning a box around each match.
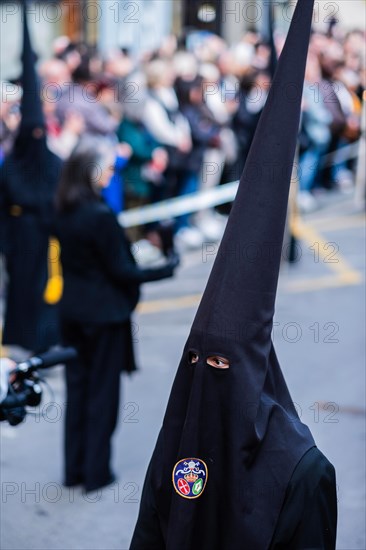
[318,401,366,417]
[284,272,362,293]
[138,294,201,314]
[138,218,363,315]
[307,215,365,233]
[290,217,363,279]
[138,271,363,315]
[283,216,363,292]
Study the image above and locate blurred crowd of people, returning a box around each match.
[1,23,365,255]
[0,9,364,497]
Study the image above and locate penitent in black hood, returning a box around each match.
[133,1,316,548]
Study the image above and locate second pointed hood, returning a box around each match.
[262,0,278,78]
[19,2,45,133]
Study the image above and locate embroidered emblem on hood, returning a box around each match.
[172,458,208,499]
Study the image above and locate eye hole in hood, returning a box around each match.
[188,350,230,369]
[206,356,230,369]
[188,351,199,364]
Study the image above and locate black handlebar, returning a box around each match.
[15,347,77,375]
[1,347,77,418]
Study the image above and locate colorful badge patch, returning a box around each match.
[172,458,208,499]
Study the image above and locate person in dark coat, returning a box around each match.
[232,68,271,178]
[55,136,178,493]
[174,75,222,232]
[117,77,166,210]
[232,0,277,182]
[0,6,62,352]
[129,1,337,548]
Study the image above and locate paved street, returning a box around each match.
[1,193,365,550]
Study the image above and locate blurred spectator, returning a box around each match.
[298,54,332,211]
[233,68,271,177]
[332,65,362,189]
[252,41,271,71]
[53,39,82,75]
[39,59,85,158]
[94,76,123,125]
[46,110,85,160]
[103,49,135,104]
[354,90,366,211]
[200,62,230,125]
[344,31,365,78]
[101,142,133,215]
[143,59,192,205]
[172,50,198,81]
[175,75,221,242]
[0,82,22,159]
[216,50,241,111]
[55,54,117,137]
[39,58,71,88]
[117,75,168,231]
[318,39,347,189]
[198,62,236,211]
[104,49,134,81]
[158,34,178,60]
[54,136,178,492]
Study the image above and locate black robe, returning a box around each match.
[130,446,337,550]
[0,132,62,351]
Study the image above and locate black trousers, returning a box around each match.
[61,321,134,491]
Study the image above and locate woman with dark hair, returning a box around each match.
[55,136,178,492]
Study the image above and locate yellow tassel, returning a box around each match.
[43,238,63,305]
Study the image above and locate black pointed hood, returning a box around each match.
[131,1,315,549]
[19,1,45,132]
[10,1,58,172]
[191,0,308,338]
[1,2,62,228]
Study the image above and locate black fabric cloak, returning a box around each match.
[130,445,337,549]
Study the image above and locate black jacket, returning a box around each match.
[55,200,174,324]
